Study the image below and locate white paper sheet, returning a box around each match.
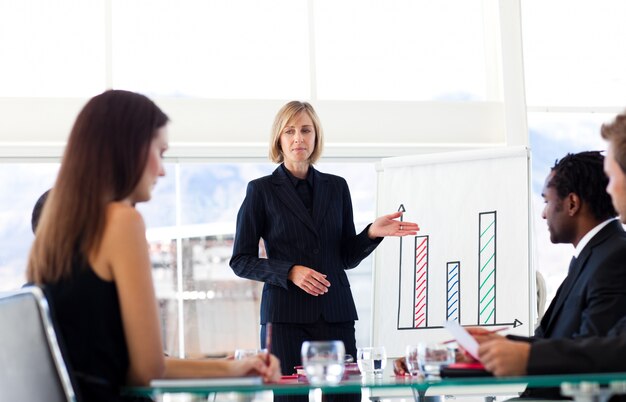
[444,320,480,360]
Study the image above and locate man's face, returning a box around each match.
[541,172,574,244]
[604,144,626,223]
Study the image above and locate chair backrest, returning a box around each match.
[536,270,548,324]
[0,287,77,402]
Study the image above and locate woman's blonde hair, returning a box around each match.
[268,101,324,164]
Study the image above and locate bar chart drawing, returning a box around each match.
[396,209,516,330]
[373,147,532,355]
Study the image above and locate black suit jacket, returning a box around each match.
[511,220,626,399]
[230,165,381,324]
[509,219,626,345]
[536,220,626,339]
[527,317,626,402]
[528,316,626,374]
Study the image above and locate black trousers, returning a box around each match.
[261,318,360,402]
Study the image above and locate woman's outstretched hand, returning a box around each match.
[368,211,419,239]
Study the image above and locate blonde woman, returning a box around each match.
[230,101,419,377]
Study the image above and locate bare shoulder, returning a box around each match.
[90,202,148,280]
[105,202,146,234]
[99,202,147,254]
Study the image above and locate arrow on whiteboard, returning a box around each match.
[398,318,524,331]
[479,319,523,328]
[396,204,406,328]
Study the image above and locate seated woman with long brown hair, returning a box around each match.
[27,90,280,402]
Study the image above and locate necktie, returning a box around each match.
[567,256,577,276]
[557,256,577,298]
[537,256,577,335]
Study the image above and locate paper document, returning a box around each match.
[150,376,262,388]
[444,320,480,360]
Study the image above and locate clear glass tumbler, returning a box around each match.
[356,346,387,377]
[405,345,422,377]
[417,343,455,377]
[301,340,345,385]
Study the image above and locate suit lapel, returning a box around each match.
[541,220,621,334]
[541,254,587,333]
[270,166,318,235]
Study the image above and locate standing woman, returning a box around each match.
[230,101,419,375]
[27,90,280,402]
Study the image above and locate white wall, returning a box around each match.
[0,98,507,159]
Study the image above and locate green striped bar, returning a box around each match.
[478,211,496,325]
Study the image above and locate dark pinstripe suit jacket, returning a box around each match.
[230,165,381,324]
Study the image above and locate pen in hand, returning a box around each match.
[442,326,508,344]
[265,322,272,366]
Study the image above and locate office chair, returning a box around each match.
[536,270,547,323]
[0,286,78,401]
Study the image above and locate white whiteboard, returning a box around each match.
[372,147,534,356]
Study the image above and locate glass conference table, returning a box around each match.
[126,371,626,402]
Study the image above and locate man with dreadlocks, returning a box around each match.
[467,151,626,388]
[394,152,626,383]
[527,152,626,340]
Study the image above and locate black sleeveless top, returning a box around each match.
[45,256,130,402]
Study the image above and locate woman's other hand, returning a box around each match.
[288,265,331,296]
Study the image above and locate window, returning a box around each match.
[0,164,58,289]
[139,161,377,356]
[528,113,612,303]
[0,160,376,355]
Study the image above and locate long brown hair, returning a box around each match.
[27,90,169,284]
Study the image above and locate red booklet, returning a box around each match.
[440,362,492,378]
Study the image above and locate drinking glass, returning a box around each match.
[405,345,421,377]
[301,340,345,385]
[356,346,387,377]
[417,343,455,377]
[234,348,269,402]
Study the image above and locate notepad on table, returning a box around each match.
[150,376,263,388]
